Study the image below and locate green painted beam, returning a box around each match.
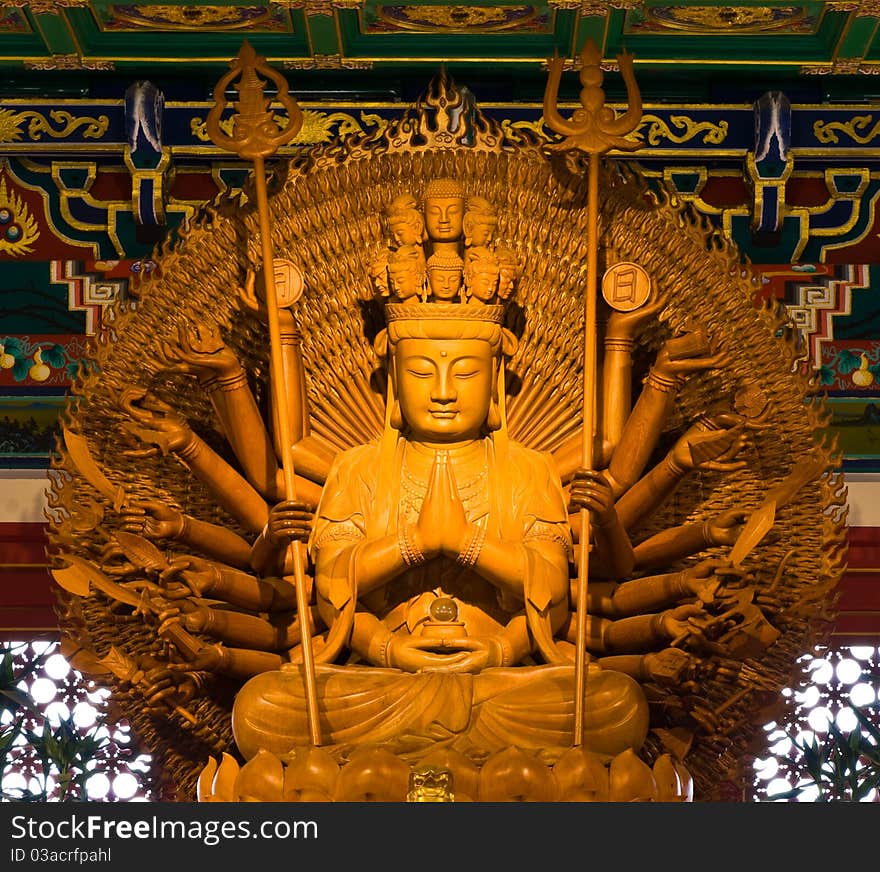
[28,11,77,56]
[834,14,877,61]
[303,10,342,57]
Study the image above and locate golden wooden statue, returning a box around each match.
[47,41,846,802]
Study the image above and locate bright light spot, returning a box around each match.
[86,772,110,799]
[766,777,793,799]
[849,683,876,708]
[808,659,833,684]
[0,709,13,725]
[2,772,27,791]
[29,678,56,705]
[43,701,70,725]
[848,646,876,661]
[30,640,54,657]
[794,685,820,707]
[72,702,98,729]
[807,707,832,732]
[44,654,70,680]
[836,658,863,685]
[768,735,792,755]
[129,756,153,772]
[87,688,110,704]
[861,789,877,803]
[113,773,139,799]
[753,757,778,780]
[836,707,858,732]
[796,783,820,802]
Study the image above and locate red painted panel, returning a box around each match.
[0,522,48,565]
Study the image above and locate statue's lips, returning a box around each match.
[429,409,457,419]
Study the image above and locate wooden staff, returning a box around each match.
[206,41,321,746]
[542,38,643,745]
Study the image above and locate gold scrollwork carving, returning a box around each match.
[813,115,880,144]
[502,114,728,148]
[8,0,89,13]
[190,108,387,145]
[284,54,372,69]
[0,175,40,256]
[500,118,550,144]
[637,114,729,146]
[24,55,115,71]
[272,0,365,12]
[0,108,110,143]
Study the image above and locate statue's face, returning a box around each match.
[497,265,515,300]
[424,196,464,242]
[428,268,463,301]
[388,245,425,299]
[465,216,496,247]
[388,211,423,246]
[395,338,494,443]
[388,262,423,300]
[467,264,499,302]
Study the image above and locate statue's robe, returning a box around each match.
[232,435,649,762]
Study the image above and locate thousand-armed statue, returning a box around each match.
[47,41,846,802]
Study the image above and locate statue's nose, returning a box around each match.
[431,372,456,402]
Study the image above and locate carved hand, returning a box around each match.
[386,635,501,673]
[117,387,193,457]
[567,468,617,525]
[158,323,240,383]
[663,603,712,645]
[239,268,296,331]
[605,292,667,342]
[704,509,748,546]
[134,664,199,714]
[669,421,748,473]
[265,499,315,547]
[159,554,221,598]
[681,558,730,603]
[654,333,729,379]
[414,452,470,560]
[120,499,184,540]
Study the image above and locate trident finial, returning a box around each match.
[206,40,303,160]
[542,38,643,155]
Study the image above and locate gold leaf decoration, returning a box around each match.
[0,176,40,256]
[813,115,880,145]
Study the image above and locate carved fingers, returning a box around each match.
[117,387,193,456]
[238,266,297,329]
[386,636,497,673]
[158,323,239,381]
[266,499,315,547]
[120,499,185,540]
[655,329,729,379]
[605,291,668,341]
[416,452,468,559]
[159,554,220,598]
[134,665,198,713]
[671,422,748,473]
[567,468,616,524]
[705,509,749,546]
